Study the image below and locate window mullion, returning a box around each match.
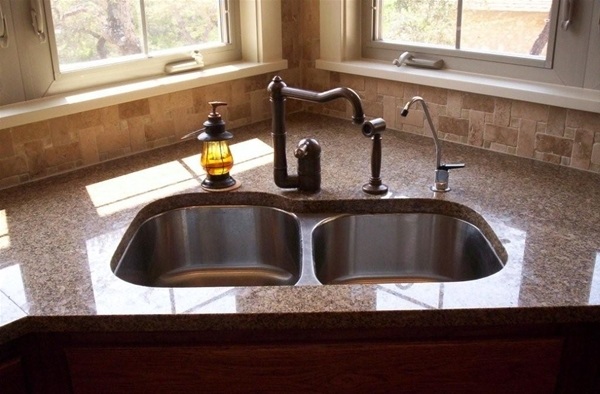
[372,0,381,41]
[221,0,230,44]
[139,0,149,55]
[456,0,463,50]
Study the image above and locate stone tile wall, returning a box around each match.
[303,72,600,174]
[0,0,598,189]
[297,0,600,175]
[0,76,285,189]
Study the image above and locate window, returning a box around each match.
[0,0,246,106]
[374,0,554,65]
[358,0,599,89]
[50,0,234,73]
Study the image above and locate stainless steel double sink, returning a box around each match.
[111,196,506,288]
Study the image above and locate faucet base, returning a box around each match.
[431,185,450,193]
[362,180,388,195]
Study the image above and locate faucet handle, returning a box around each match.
[432,163,465,192]
[439,163,465,171]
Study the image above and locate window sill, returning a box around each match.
[316,59,600,114]
[0,60,288,130]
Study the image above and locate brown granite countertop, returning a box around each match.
[0,113,599,343]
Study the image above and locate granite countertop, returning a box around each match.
[0,113,599,343]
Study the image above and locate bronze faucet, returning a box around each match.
[268,76,366,193]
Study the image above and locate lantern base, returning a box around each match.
[201,173,240,192]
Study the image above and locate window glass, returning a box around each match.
[50,0,227,72]
[377,0,552,60]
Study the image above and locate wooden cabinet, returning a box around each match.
[64,338,563,394]
[2,322,598,393]
[0,357,27,394]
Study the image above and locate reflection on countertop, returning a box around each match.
[0,113,599,342]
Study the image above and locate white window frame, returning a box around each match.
[366,0,559,70]
[0,0,286,128]
[317,0,600,114]
[45,0,241,95]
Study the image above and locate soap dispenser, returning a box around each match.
[197,101,240,191]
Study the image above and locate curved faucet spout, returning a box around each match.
[268,76,366,192]
[401,96,442,169]
[401,96,465,192]
[280,86,365,125]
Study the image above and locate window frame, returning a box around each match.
[317,0,600,113]
[361,0,592,87]
[44,0,241,96]
[0,0,286,128]
[366,0,559,70]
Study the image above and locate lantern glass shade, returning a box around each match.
[201,141,234,176]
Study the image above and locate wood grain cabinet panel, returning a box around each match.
[65,337,563,393]
[0,357,28,394]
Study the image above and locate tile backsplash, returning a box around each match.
[0,76,285,189]
[0,0,598,189]
[302,72,600,175]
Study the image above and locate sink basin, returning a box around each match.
[113,206,302,287]
[312,213,504,285]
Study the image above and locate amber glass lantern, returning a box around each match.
[198,102,239,191]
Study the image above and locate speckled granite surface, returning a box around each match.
[0,113,599,343]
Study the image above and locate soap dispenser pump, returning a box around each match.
[197,101,239,191]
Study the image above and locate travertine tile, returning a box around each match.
[592,143,600,164]
[204,82,233,105]
[566,109,600,131]
[490,142,508,153]
[363,101,383,119]
[382,96,396,127]
[96,123,131,155]
[377,79,402,98]
[145,119,176,142]
[446,90,463,118]
[362,78,379,103]
[70,109,103,129]
[420,86,447,105]
[149,91,194,115]
[517,119,536,158]
[484,124,518,147]
[78,128,100,166]
[493,98,511,127]
[402,83,419,101]
[399,109,424,129]
[44,142,80,167]
[23,141,45,177]
[439,116,468,137]
[125,118,148,152]
[463,93,495,113]
[571,129,595,170]
[535,134,573,157]
[0,156,27,179]
[172,108,202,138]
[512,101,548,122]
[534,151,561,165]
[564,127,576,139]
[339,74,365,91]
[250,90,271,124]
[48,116,76,146]
[118,99,151,119]
[11,121,50,146]
[229,103,252,122]
[547,107,566,136]
[0,129,14,157]
[468,110,485,147]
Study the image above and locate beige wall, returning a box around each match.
[0,0,598,189]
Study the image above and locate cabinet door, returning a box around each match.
[65,337,563,394]
[0,357,27,394]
